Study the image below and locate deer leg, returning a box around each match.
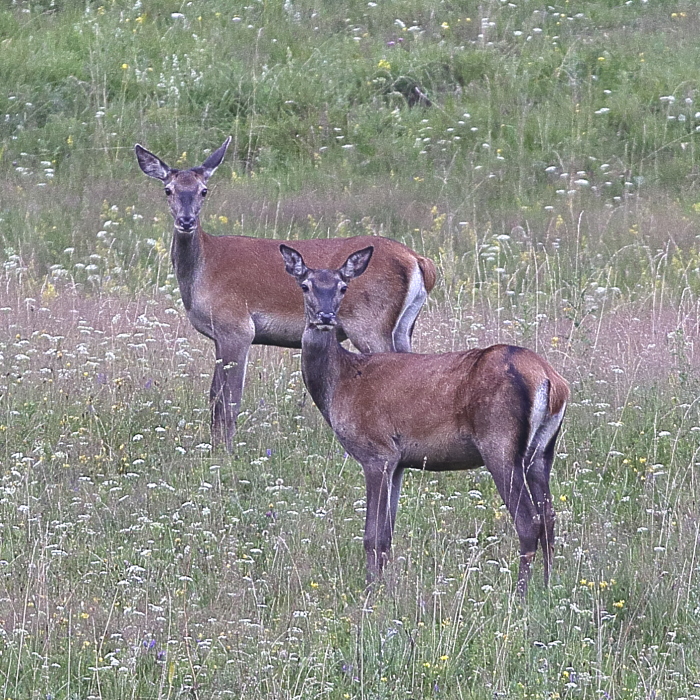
[522,459,554,587]
[484,454,541,597]
[347,330,395,354]
[392,318,417,353]
[391,280,427,353]
[389,466,405,534]
[210,332,253,452]
[363,457,400,584]
[342,318,396,354]
[524,433,559,587]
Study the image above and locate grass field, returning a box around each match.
[2,1,700,698]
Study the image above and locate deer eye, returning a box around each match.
[300,283,310,292]
[164,187,172,196]
[340,285,348,295]
[201,189,207,197]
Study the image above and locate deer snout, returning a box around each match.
[176,216,196,232]
[314,312,337,328]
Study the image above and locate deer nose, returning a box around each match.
[317,312,337,326]
[176,216,196,231]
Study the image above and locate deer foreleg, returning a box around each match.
[389,466,405,535]
[363,458,400,584]
[210,334,252,452]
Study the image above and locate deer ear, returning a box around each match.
[199,136,231,181]
[280,244,308,279]
[339,246,373,281]
[135,144,172,181]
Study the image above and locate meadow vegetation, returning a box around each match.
[1,0,700,698]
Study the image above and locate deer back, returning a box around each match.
[313,344,568,468]
[195,233,434,345]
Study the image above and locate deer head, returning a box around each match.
[134,137,231,233]
[280,244,374,329]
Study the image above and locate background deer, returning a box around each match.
[280,244,569,595]
[135,138,437,451]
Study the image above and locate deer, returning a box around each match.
[280,244,569,596]
[134,138,437,451]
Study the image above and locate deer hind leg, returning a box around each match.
[345,262,428,354]
[345,326,396,354]
[524,412,565,587]
[522,454,554,587]
[482,448,542,597]
[210,327,254,452]
[392,262,428,353]
[362,456,401,585]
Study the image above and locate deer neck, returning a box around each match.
[170,225,204,311]
[301,325,348,424]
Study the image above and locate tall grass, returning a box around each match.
[2,254,699,698]
[2,0,700,698]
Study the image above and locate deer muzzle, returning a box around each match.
[176,216,196,232]
[313,312,337,329]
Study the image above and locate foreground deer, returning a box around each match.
[280,244,569,595]
[135,138,436,450]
